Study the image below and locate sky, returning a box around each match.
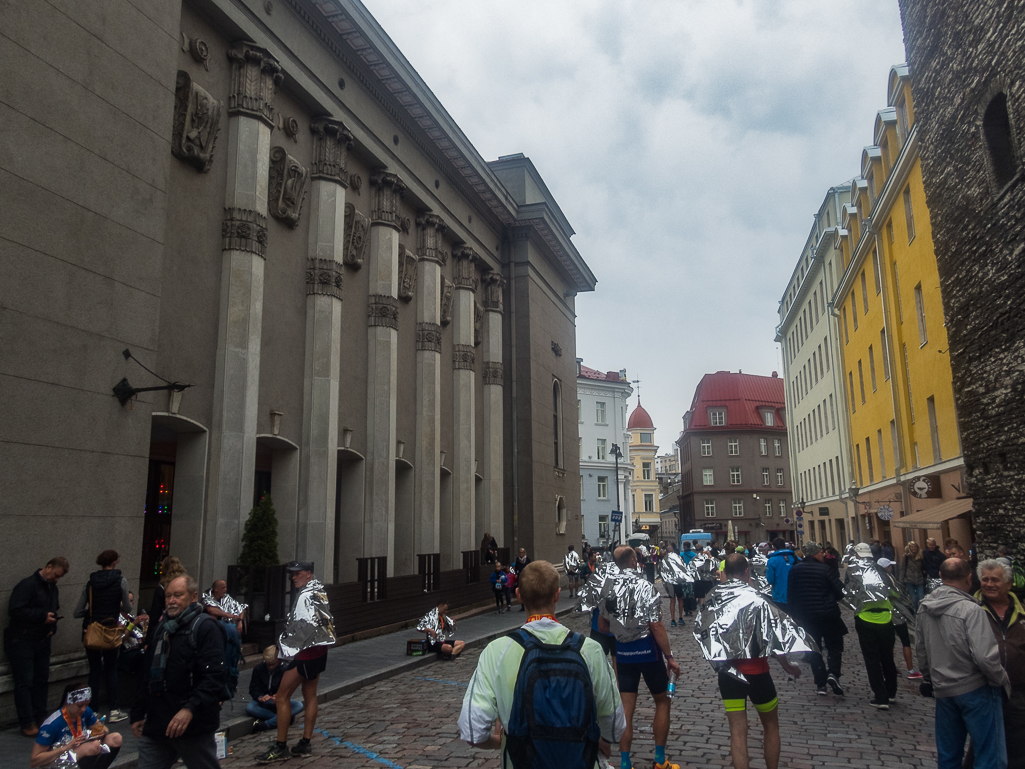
[363,0,909,447]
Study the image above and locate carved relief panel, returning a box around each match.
[440,276,454,327]
[474,301,484,347]
[482,272,505,313]
[398,247,418,302]
[268,147,309,228]
[343,203,369,269]
[172,71,222,173]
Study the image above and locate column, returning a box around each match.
[451,247,478,558]
[204,43,281,582]
[414,214,446,563]
[481,272,506,543]
[297,118,353,580]
[364,172,405,575]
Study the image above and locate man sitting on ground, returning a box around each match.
[417,601,465,660]
[458,561,624,768]
[247,646,303,732]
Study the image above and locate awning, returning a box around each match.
[891,498,973,529]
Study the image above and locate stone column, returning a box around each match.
[481,272,506,543]
[364,172,405,575]
[451,247,478,559]
[414,215,446,564]
[204,43,281,582]
[297,118,353,581]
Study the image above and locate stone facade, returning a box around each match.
[0,0,594,720]
[897,0,1025,557]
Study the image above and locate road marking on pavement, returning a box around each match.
[314,728,404,768]
[412,676,468,687]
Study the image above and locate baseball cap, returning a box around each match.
[877,558,895,569]
[286,561,315,573]
[855,543,874,558]
[803,541,823,557]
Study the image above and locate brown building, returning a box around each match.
[0,0,594,719]
[897,0,1025,558]
[678,372,794,545]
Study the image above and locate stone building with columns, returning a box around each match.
[0,0,593,715]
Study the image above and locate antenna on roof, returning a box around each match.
[631,379,641,404]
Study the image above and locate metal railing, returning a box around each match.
[356,556,387,602]
[417,553,440,593]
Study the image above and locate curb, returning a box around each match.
[112,601,579,767]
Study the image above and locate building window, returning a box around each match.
[763,410,775,426]
[983,92,1019,190]
[704,500,716,518]
[764,499,772,517]
[640,432,652,444]
[642,462,652,481]
[732,499,744,517]
[843,307,850,343]
[891,420,900,471]
[872,249,882,294]
[710,409,726,426]
[730,467,742,485]
[861,270,869,313]
[644,493,654,512]
[914,283,928,345]
[851,291,859,330]
[595,401,606,424]
[869,345,878,392]
[903,186,916,242]
[700,439,712,457]
[855,443,863,487]
[866,438,875,484]
[904,343,915,423]
[598,515,609,539]
[553,380,564,468]
[762,467,770,486]
[728,439,740,456]
[897,95,910,143]
[927,396,942,464]
[877,429,887,479]
[760,438,768,455]
[777,468,784,486]
[848,371,856,413]
[881,329,891,380]
[702,468,714,486]
[596,438,607,461]
[774,438,782,456]
[597,476,608,500]
[778,500,786,517]
[577,399,582,423]
[858,360,867,404]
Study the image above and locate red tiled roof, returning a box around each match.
[686,371,787,431]
[578,364,624,382]
[628,402,655,429]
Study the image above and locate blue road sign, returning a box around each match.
[610,510,623,524]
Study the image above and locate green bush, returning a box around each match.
[237,494,279,590]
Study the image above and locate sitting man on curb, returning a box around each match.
[417,600,465,660]
[247,646,303,732]
[458,560,625,769]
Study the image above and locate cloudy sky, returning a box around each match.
[364,0,908,446]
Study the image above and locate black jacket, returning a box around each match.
[248,661,285,701]
[7,571,59,641]
[74,570,131,630]
[130,606,226,739]
[923,548,945,579]
[786,559,845,619]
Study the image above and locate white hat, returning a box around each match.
[877,558,894,569]
[855,543,874,558]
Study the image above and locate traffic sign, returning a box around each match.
[610,510,623,524]
[795,509,804,518]
[797,521,804,530]
[783,517,791,525]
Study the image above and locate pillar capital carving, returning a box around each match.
[452,246,479,292]
[172,71,222,172]
[416,213,448,265]
[416,322,442,353]
[269,147,309,228]
[310,118,353,185]
[481,272,505,313]
[368,294,398,329]
[483,362,504,386]
[453,344,475,370]
[370,172,406,229]
[227,43,282,127]
[306,257,343,299]
[222,207,268,258]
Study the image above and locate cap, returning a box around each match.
[855,543,874,558]
[803,541,823,557]
[286,561,315,573]
[735,546,746,553]
[877,558,895,568]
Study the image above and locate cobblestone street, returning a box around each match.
[223,597,938,768]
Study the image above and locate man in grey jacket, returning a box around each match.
[916,557,1011,769]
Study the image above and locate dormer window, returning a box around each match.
[761,410,775,427]
[709,409,726,427]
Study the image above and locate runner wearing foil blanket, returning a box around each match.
[417,601,465,659]
[657,548,695,629]
[256,562,336,764]
[578,561,620,665]
[32,686,122,769]
[598,546,682,769]
[694,554,807,769]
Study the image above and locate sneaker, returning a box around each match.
[652,761,680,769]
[256,743,292,763]
[670,620,677,627]
[827,674,844,696]
[889,692,898,703]
[908,669,923,679]
[20,726,38,738]
[291,739,313,757]
[816,685,827,696]
[869,698,890,710]
[108,709,127,724]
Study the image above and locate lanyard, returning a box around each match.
[61,708,82,740]
[526,614,557,623]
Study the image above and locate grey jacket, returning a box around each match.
[900,555,925,586]
[915,584,1011,698]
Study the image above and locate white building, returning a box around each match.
[577,361,633,546]
[776,185,859,546]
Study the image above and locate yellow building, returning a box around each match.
[627,401,661,535]
[833,64,969,551]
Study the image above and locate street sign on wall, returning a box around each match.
[610,510,623,524]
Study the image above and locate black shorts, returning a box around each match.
[617,660,669,695]
[717,670,778,713]
[894,622,910,648]
[287,652,327,680]
[589,629,616,657]
[694,580,714,599]
[672,584,685,598]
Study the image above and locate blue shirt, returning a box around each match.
[615,635,661,665]
[37,707,97,750]
[681,550,697,565]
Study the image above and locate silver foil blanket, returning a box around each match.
[598,567,662,643]
[416,607,455,640]
[690,554,719,580]
[749,553,768,578]
[202,591,249,619]
[278,578,337,659]
[658,552,695,585]
[579,562,621,613]
[842,558,916,625]
[693,580,817,679]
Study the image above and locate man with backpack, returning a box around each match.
[130,574,227,769]
[458,560,625,768]
[599,546,682,769]
[765,538,798,613]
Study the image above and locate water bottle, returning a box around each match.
[666,670,677,699]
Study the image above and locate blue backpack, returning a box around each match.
[504,628,601,769]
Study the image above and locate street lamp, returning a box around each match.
[610,443,624,545]
[848,481,863,543]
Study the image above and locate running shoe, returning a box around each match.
[827,674,844,696]
[108,709,127,723]
[869,698,890,710]
[907,669,923,679]
[816,685,827,696]
[291,739,313,757]
[652,760,680,769]
[670,620,676,627]
[256,743,292,763]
